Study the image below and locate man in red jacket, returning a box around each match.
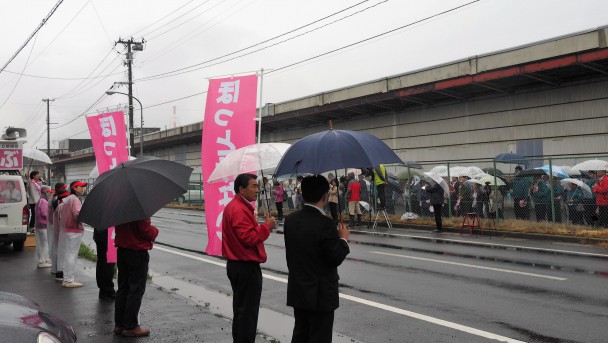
[222,173,276,343]
[113,218,159,337]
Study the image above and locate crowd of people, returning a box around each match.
[24,171,88,288]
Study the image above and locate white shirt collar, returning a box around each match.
[305,203,325,215]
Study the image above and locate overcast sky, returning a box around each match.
[1,0,607,148]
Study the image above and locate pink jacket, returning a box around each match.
[35,198,48,229]
[273,185,284,203]
[58,194,83,233]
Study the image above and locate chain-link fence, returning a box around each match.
[376,155,608,228]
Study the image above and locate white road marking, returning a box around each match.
[358,231,608,258]
[150,244,526,342]
[370,251,567,281]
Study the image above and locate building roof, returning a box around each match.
[261,27,608,131]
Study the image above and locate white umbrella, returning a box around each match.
[89,156,137,178]
[449,166,468,177]
[207,143,291,183]
[22,148,52,164]
[422,172,450,194]
[558,165,580,176]
[572,159,608,172]
[478,175,506,186]
[465,166,484,177]
[560,178,593,197]
[429,165,448,177]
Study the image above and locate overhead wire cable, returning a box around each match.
[142,0,256,64]
[16,101,44,128]
[138,0,375,80]
[29,0,92,66]
[54,47,122,99]
[0,0,64,75]
[128,0,197,37]
[137,0,480,108]
[267,0,480,75]
[52,93,108,129]
[90,0,115,47]
[140,0,214,38]
[0,32,40,112]
[146,0,225,41]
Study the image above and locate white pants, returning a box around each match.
[57,231,83,282]
[48,223,61,273]
[35,229,50,264]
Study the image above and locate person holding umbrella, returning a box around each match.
[34,186,53,268]
[283,175,350,343]
[222,173,276,343]
[426,180,445,233]
[113,218,159,337]
[565,183,585,225]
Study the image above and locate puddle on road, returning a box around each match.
[149,272,362,343]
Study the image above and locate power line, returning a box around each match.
[29,0,92,66]
[147,0,225,41]
[0,32,39,112]
[136,0,480,108]
[138,0,376,80]
[0,0,64,75]
[141,0,215,38]
[129,0,197,37]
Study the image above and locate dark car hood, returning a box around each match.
[0,291,76,342]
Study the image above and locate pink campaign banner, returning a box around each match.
[86,111,129,263]
[202,75,258,256]
[0,141,23,170]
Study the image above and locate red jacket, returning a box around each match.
[593,175,608,205]
[115,218,159,251]
[222,195,270,263]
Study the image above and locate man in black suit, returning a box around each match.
[283,175,350,343]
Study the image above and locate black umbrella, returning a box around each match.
[78,156,193,229]
[274,129,404,176]
[494,153,528,165]
[515,169,546,177]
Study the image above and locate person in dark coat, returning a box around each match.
[114,218,158,337]
[426,181,445,232]
[94,227,116,300]
[284,175,350,343]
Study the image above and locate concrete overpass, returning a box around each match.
[53,26,608,181]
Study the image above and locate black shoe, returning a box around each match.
[432,229,443,233]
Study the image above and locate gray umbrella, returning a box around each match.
[78,156,193,229]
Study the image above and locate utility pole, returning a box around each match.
[43,98,54,183]
[116,37,144,157]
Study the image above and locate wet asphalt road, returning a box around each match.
[5,206,599,342]
[81,207,608,343]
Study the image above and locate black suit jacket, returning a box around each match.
[284,205,350,312]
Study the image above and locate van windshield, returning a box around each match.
[0,180,23,203]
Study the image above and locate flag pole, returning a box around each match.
[256,68,270,216]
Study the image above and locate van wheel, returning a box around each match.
[13,240,24,252]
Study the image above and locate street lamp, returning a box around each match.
[105,90,143,156]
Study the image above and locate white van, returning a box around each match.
[0,175,29,251]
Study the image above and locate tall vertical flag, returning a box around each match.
[86,111,129,263]
[202,75,258,256]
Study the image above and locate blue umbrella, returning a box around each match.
[494,153,528,165]
[538,165,569,179]
[274,129,404,176]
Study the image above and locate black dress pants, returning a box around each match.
[292,308,334,343]
[376,184,386,209]
[93,229,115,297]
[432,204,443,230]
[115,248,149,330]
[227,260,262,343]
[29,204,36,228]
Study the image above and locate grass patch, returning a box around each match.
[371,213,608,241]
[78,243,97,262]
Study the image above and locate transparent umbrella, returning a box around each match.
[22,148,52,164]
[207,143,291,183]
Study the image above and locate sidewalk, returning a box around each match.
[0,245,270,343]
